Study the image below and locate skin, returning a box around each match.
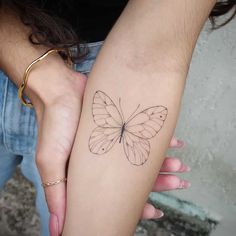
[61,0,216,235]
[0,5,191,236]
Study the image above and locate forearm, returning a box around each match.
[0,6,71,106]
[0,7,45,82]
[63,0,216,235]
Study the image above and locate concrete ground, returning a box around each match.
[0,170,39,236]
[0,169,216,236]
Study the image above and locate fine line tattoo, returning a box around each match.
[88,90,168,166]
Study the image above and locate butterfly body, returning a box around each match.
[119,122,126,143]
[89,90,168,166]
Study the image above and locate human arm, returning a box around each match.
[0,5,189,235]
[0,6,86,234]
[62,0,216,235]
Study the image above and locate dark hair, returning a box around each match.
[0,0,87,62]
[1,0,236,60]
[210,0,236,29]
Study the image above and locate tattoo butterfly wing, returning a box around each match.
[122,131,150,165]
[89,126,122,154]
[89,90,123,154]
[123,106,168,165]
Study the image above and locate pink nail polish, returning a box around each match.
[186,166,191,172]
[179,180,191,189]
[154,210,164,219]
[50,213,59,236]
[179,164,191,172]
[177,140,185,148]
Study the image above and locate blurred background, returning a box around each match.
[0,16,236,236]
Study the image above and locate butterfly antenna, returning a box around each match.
[126,104,140,123]
[119,97,125,121]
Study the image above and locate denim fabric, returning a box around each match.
[0,40,103,236]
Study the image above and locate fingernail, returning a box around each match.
[177,140,185,148]
[50,213,59,236]
[154,209,164,219]
[186,166,191,172]
[179,164,191,172]
[179,180,191,189]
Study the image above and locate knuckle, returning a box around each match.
[35,154,47,169]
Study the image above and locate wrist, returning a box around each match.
[24,56,86,111]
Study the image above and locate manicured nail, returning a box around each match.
[179,180,191,189]
[186,166,191,172]
[179,164,191,172]
[153,209,164,219]
[177,140,185,148]
[50,213,59,236]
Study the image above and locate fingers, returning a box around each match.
[156,157,191,192]
[140,203,164,220]
[160,157,191,172]
[169,137,185,148]
[141,139,188,220]
[152,174,191,192]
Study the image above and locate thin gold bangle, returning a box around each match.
[18,48,73,108]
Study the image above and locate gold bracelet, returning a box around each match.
[18,48,73,108]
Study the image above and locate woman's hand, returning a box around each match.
[140,138,190,220]
[141,157,190,220]
[27,59,87,236]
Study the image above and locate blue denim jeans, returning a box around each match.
[0,40,103,236]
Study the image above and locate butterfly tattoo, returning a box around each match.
[88,90,168,166]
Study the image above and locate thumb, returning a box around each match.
[35,109,71,236]
[36,143,68,236]
[34,71,86,235]
[43,178,67,236]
